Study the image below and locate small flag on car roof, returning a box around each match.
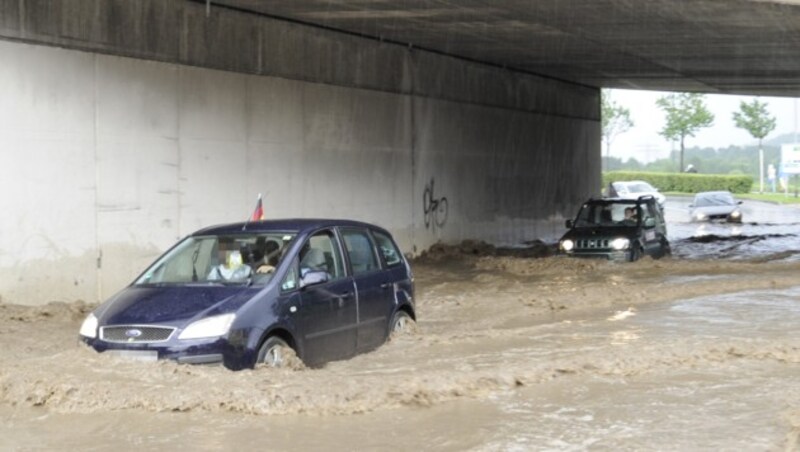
[250,193,264,221]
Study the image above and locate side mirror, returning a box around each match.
[737,200,743,205]
[644,217,656,228]
[299,270,329,289]
[565,219,573,229]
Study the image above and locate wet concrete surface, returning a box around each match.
[1,198,800,451]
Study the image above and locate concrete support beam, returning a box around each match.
[0,0,596,118]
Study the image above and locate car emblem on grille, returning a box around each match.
[125,329,143,338]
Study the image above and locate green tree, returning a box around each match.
[601,90,634,171]
[656,93,714,173]
[732,98,776,192]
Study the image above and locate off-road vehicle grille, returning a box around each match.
[576,239,609,249]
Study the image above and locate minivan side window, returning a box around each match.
[341,228,380,275]
[299,230,345,280]
[372,231,402,267]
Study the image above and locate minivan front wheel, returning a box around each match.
[256,336,290,368]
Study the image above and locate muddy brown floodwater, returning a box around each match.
[1,199,800,451]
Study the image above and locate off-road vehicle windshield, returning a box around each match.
[574,200,641,228]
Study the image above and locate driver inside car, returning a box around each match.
[622,207,638,225]
[250,238,282,274]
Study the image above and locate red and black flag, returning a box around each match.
[250,194,264,221]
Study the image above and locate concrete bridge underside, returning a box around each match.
[1,0,797,305]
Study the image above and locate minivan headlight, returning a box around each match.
[560,239,574,251]
[179,313,236,340]
[79,313,98,338]
[610,238,630,250]
[730,210,741,218]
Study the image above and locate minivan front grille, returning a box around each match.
[101,325,175,343]
[576,239,609,249]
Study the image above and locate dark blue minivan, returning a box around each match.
[79,219,415,370]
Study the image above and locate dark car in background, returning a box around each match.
[689,191,743,222]
[79,219,415,370]
[559,196,670,261]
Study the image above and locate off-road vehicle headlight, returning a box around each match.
[610,238,630,250]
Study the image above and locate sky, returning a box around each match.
[606,89,800,163]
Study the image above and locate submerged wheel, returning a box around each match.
[256,336,291,368]
[629,245,642,262]
[390,310,414,338]
[661,239,672,257]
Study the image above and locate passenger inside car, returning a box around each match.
[208,239,252,281]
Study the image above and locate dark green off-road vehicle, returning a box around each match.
[559,196,670,262]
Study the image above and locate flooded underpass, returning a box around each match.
[1,198,800,451]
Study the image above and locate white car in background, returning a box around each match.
[608,180,666,210]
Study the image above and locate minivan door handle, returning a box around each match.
[380,282,391,290]
[337,291,352,308]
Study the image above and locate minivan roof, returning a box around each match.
[193,218,389,236]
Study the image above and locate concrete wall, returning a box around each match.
[0,1,600,305]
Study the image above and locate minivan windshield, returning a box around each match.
[135,232,297,286]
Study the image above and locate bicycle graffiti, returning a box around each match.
[423,178,448,229]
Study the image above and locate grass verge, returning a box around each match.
[738,192,800,205]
